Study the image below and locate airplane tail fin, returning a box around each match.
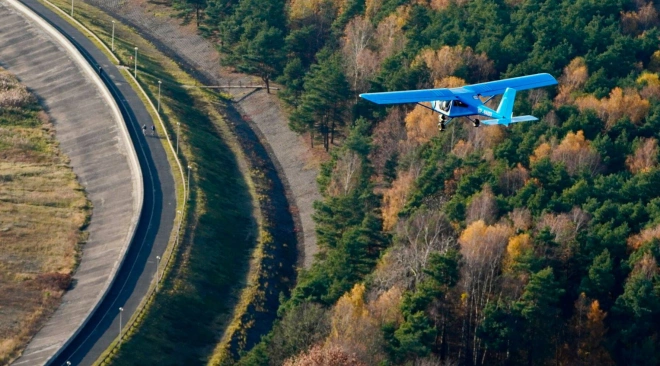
[496,87,516,119]
[481,88,539,126]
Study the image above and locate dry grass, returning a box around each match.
[0,69,89,365]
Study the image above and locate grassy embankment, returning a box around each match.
[39,0,297,364]
[0,69,90,364]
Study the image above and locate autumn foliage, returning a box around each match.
[627,223,660,250]
[382,170,415,230]
[283,344,367,366]
[575,87,650,128]
[415,45,494,84]
[534,131,601,175]
[555,57,588,106]
[626,137,658,174]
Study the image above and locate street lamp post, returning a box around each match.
[176,122,180,155]
[156,255,161,291]
[118,307,124,339]
[70,0,73,17]
[134,47,138,78]
[111,21,115,52]
[66,362,71,366]
[157,80,162,113]
[187,165,192,201]
[176,210,181,246]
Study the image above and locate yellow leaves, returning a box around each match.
[621,2,659,35]
[382,170,415,231]
[327,284,386,364]
[365,0,382,20]
[504,234,533,272]
[627,223,660,250]
[429,0,452,10]
[649,50,660,72]
[405,104,438,144]
[468,121,504,151]
[556,130,590,152]
[637,72,660,99]
[289,0,333,20]
[637,71,660,86]
[531,142,552,162]
[331,284,368,338]
[575,87,650,128]
[459,220,513,268]
[451,119,504,160]
[587,299,606,325]
[555,57,588,106]
[415,45,494,82]
[368,286,403,325]
[570,294,614,366]
[550,131,602,175]
[434,76,466,88]
[626,137,658,174]
[451,140,473,158]
[284,344,367,366]
[460,292,469,303]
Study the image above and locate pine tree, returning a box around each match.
[291,50,350,151]
[580,249,615,304]
[514,267,565,365]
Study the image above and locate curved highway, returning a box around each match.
[13,1,176,365]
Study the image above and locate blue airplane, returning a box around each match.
[360,73,558,131]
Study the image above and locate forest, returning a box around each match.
[171,0,660,364]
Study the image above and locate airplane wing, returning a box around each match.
[464,73,557,96]
[359,73,557,105]
[359,88,460,104]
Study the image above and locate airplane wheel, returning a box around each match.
[473,119,480,127]
[439,122,446,132]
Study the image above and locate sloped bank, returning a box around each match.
[62,0,302,362]
[34,0,298,363]
[0,1,142,365]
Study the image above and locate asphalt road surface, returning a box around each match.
[17,1,177,365]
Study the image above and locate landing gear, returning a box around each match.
[473,119,480,128]
[438,114,447,132]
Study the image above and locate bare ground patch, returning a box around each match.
[0,69,89,365]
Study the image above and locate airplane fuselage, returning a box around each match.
[432,98,502,120]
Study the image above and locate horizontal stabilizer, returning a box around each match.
[481,115,538,125]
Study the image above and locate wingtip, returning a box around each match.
[540,72,559,84]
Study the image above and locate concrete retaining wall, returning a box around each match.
[0,1,143,365]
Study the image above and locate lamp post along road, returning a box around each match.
[111,21,115,52]
[176,122,180,155]
[134,47,138,78]
[118,307,124,339]
[70,0,73,16]
[176,210,181,246]
[187,166,191,201]
[157,80,162,113]
[156,255,161,291]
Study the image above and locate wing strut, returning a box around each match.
[416,102,437,113]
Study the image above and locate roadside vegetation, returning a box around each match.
[0,68,89,364]
[39,1,297,364]
[166,0,660,364]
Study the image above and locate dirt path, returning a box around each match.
[84,0,321,267]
